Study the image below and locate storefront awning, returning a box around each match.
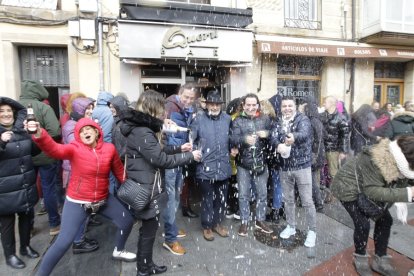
[256,35,414,59]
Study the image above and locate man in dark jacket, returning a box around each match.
[108,94,130,160]
[271,96,316,248]
[384,111,414,140]
[19,80,61,236]
[190,90,233,241]
[162,83,196,256]
[320,96,350,202]
[230,93,273,237]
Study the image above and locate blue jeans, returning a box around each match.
[237,166,268,223]
[198,178,229,229]
[37,194,134,276]
[36,163,61,228]
[109,171,120,195]
[163,167,184,243]
[271,169,283,209]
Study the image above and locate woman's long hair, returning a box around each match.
[135,89,166,119]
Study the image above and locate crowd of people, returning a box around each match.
[1,80,414,276]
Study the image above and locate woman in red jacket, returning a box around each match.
[28,118,135,276]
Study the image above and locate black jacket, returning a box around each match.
[0,97,38,215]
[230,112,271,174]
[320,110,350,153]
[384,111,414,140]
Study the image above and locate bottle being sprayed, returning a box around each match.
[162,124,189,134]
[26,104,37,134]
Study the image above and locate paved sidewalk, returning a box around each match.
[1,201,413,275]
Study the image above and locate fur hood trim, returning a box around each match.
[391,111,414,120]
[370,139,401,183]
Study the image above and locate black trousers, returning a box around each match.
[137,215,160,269]
[0,212,31,257]
[342,200,393,256]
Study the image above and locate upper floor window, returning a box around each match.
[284,0,321,30]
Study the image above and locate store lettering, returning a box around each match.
[353,49,371,55]
[162,27,218,49]
[281,45,328,54]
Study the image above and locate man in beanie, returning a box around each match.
[331,135,414,276]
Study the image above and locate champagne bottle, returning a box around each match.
[162,124,189,133]
[26,104,37,134]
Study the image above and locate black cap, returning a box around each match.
[205,90,224,104]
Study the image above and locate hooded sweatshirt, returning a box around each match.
[19,80,61,166]
[33,118,124,202]
[109,95,130,159]
[92,91,114,143]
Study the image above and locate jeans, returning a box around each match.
[312,168,324,208]
[37,194,134,276]
[198,178,229,229]
[163,167,184,243]
[36,163,61,227]
[0,211,31,257]
[271,169,282,209]
[237,166,268,223]
[342,200,392,256]
[109,171,120,195]
[280,167,316,232]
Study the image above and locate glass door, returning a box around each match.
[373,82,404,106]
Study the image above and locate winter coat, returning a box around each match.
[270,112,313,171]
[384,111,414,140]
[19,80,61,166]
[62,97,94,171]
[109,96,130,159]
[120,109,194,219]
[268,93,282,116]
[165,94,193,146]
[230,111,271,174]
[92,91,114,143]
[350,112,378,154]
[320,109,350,153]
[33,118,124,203]
[331,139,411,203]
[191,110,232,181]
[0,97,38,215]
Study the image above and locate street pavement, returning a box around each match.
[1,199,414,276]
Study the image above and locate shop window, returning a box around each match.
[374,62,405,79]
[141,65,181,78]
[277,56,322,102]
[284,0,321,30]
[165,0,210,4]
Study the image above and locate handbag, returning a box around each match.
[135,169,168,220]
[355,164,387,221]
[117,155,152,212]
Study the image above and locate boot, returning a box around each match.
[265,209,280,224]
[353,253,372,276]
[137,233,167,275]
[182,206,198,218]
[371,255,399,276]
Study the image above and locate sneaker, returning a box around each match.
[233,210,241,220]
[255,221,273,234]
[372,255,399,276]
[49,225,60,236]
[304,230,316,248]
[225,209,234,219]
[238,223,248,237]
[280,225,296,239]
[177,229,187,238]
[112,248,136,262]
[162,241,186,255]
[203,229,214,241]
[213,225,229,237]
[37,206,47,216]
[72,239,99,254]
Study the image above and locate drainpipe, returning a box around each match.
[97,0,105,92]
[349,0,356,113]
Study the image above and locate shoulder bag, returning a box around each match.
[355,164,388,221]
[117,155,152,212]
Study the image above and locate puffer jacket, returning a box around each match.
[384,111,414,140]
[320,109,350,153]
[165,94,193,146]
[62,97,94,171]
[109,95,130,159]
[92,91,114,143]
[270,112,313,171]
[33,118,124,202]
[230,111,271,174]
[19,80,61,166]
[0,97,38,215]
[331,139,411,203]
[191,110,232,181]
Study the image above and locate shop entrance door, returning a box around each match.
[373,82,404,106]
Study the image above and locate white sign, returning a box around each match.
[2,0,57,10]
